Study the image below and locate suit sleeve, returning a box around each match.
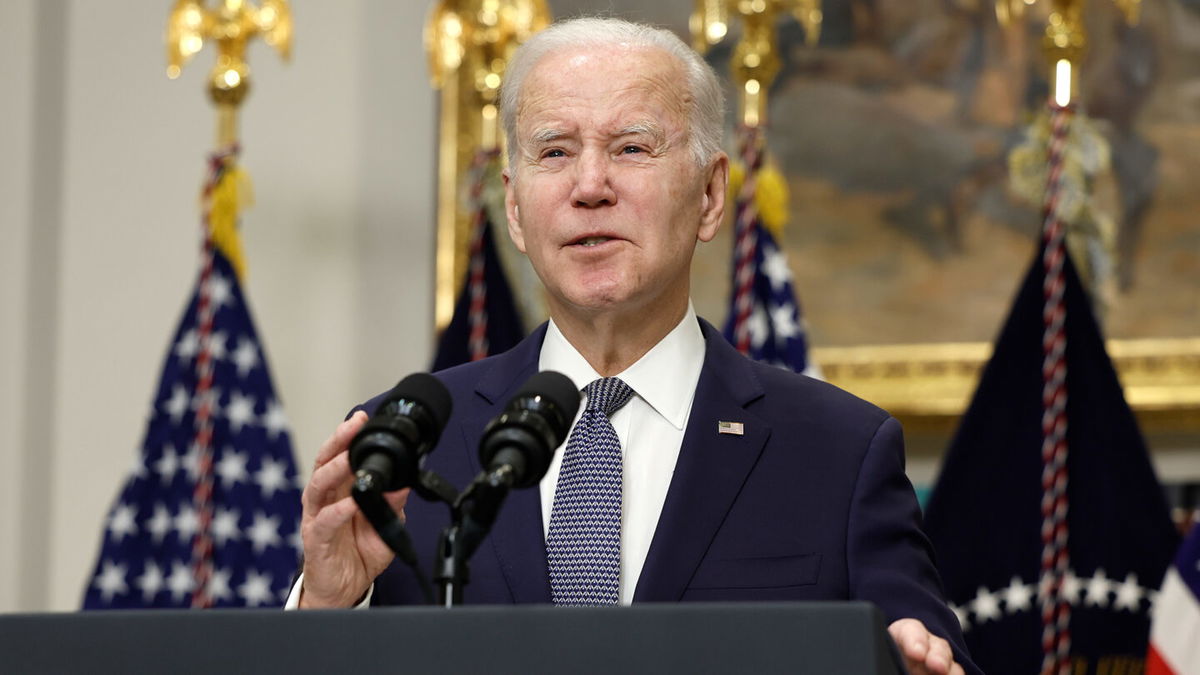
[846,416,982,675]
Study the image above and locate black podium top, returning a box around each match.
[1,602,904,674]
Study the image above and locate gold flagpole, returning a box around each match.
[425,0,550,332]
[166,0,292,148]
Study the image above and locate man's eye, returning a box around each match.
[542,149,566,159]
[621,145,644,154]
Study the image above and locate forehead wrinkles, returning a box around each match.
[515,49,690,144]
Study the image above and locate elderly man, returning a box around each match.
[294,17,976,675]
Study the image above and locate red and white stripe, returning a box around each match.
[731,126,762,355]
[1147,567,1200,674]
[1038,103,1074,675]
[465,148,501,362]
[188,146,237,608]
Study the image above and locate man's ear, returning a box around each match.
[503,169,526,253]
[697,152,728,243]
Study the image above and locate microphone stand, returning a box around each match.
[434,464,518,607]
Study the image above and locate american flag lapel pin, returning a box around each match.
[718,420,744,436]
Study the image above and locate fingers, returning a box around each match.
[888,618,957,675]
[923,634,953,675]
[313,410,368,471]
[384,488,411,525]
[302,412,367,513]
[305,493,360,543]
[889,618,928,662]
[303,450,354,514]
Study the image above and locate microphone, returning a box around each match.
[480,370,580,488]
[347,373,451,603]
[349,372,453,493]
[457,371,580,546]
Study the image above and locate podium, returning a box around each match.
[1,602,904,674]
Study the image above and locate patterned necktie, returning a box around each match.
[546,377,635,606]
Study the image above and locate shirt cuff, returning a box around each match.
[283,573,374,610]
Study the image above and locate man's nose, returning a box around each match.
[570,150,617,208]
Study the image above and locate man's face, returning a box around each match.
[504,45,726,322]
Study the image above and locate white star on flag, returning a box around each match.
[224,392,257,433]
[94,561,128,602]
[135,561,164,602]
[247,512,282,553]
[971,586,1002,623]
[207,273,234,309]
[769,303,800,340]
[107,504,138,543]
[761,244,793,291]
[155,445,179,484]
[1085,568,1113,608]
[146,504,172,544]
[206,331,228,361]
[1113,572,1142,611]
[163,386,190,424]
[181,443,202,483]
[209,567,234,603]
[262,399,288,440]
[174,505,199,542]
[212,506,241,546]
[255,457,290,498]
[216,448,249,488]
[747,304,770,350]
[237,570,275,607]
[174,329,199,360]
[166,562,194,603]
[1002,576,1032,613]
[231,337,259,378]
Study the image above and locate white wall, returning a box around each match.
[0,0,39,614]
[0,0,436,612]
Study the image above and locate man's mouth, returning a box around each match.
[574,236,612,247]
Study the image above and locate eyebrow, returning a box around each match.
[615,122,665,141]
[527,122,666,146]
[529,128,568,144]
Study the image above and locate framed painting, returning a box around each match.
[439,0,1200,453]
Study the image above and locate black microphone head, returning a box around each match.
[376,372,453,429]
[514,370,581,439]
[479,370,581,489]
[349,372,452,491]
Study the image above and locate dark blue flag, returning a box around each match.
[83,247,302,609]
[722,217,813,375]
[432,214,525,370]
[923,243,1179,673]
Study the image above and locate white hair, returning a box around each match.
[500,17,725,168]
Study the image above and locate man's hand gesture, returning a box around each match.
[298,411,409,608]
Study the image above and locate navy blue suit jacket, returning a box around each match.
[360,318,976,671]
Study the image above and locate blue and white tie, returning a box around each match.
[546,377,635,606]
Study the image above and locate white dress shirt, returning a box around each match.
[286,302,705,609]
[538,302,705,605]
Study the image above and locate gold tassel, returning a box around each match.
[729,158,790,239]
[207,165,253,281]
[755,163,790,238]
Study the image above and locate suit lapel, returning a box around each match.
[459,323,552,603]
[633,319,770,602]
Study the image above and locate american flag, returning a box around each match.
[83,155,302,609]
[1147,524,1200,674]
[723,128,813,375]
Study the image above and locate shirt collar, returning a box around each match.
[538,301,705,430]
